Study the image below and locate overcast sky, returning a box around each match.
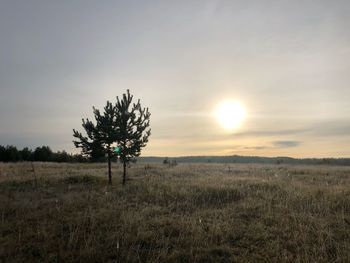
[1,0,349,157]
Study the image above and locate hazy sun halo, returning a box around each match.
[214,100,246,130]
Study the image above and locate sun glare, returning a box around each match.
[214,100,246,130]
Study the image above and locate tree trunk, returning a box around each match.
[122,161,126,185]
[108,153,112,185]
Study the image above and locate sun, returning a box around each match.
[214,100,246,130]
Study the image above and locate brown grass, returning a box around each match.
[0,162,349,262]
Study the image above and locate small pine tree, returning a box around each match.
[73,101,117,184]
[114,90,151,185]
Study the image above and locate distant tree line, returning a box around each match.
[2,145,350,166]
[139,155,350,166]
[0,145,88,163]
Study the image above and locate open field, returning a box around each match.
[1,162,350,262]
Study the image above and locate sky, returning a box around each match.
[1,0,349,158]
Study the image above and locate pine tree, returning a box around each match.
[73,90,151,185]
[114,90,151,185]
[73,101,117,184]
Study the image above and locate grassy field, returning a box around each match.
[0,162,349,262]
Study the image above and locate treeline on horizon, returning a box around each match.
[0,145,88,163]
[1,145,350,166]
[139,156,350,166]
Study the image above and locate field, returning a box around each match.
[1,162,350,262]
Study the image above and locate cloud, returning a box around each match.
[309,121,350,137]
[232,120,350,139]
[232,129,308,138]
[243,146,268,150]
[272,141,300,148]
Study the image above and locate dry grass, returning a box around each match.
[0,162,350,262]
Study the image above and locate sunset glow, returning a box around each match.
[214,100,246,130]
